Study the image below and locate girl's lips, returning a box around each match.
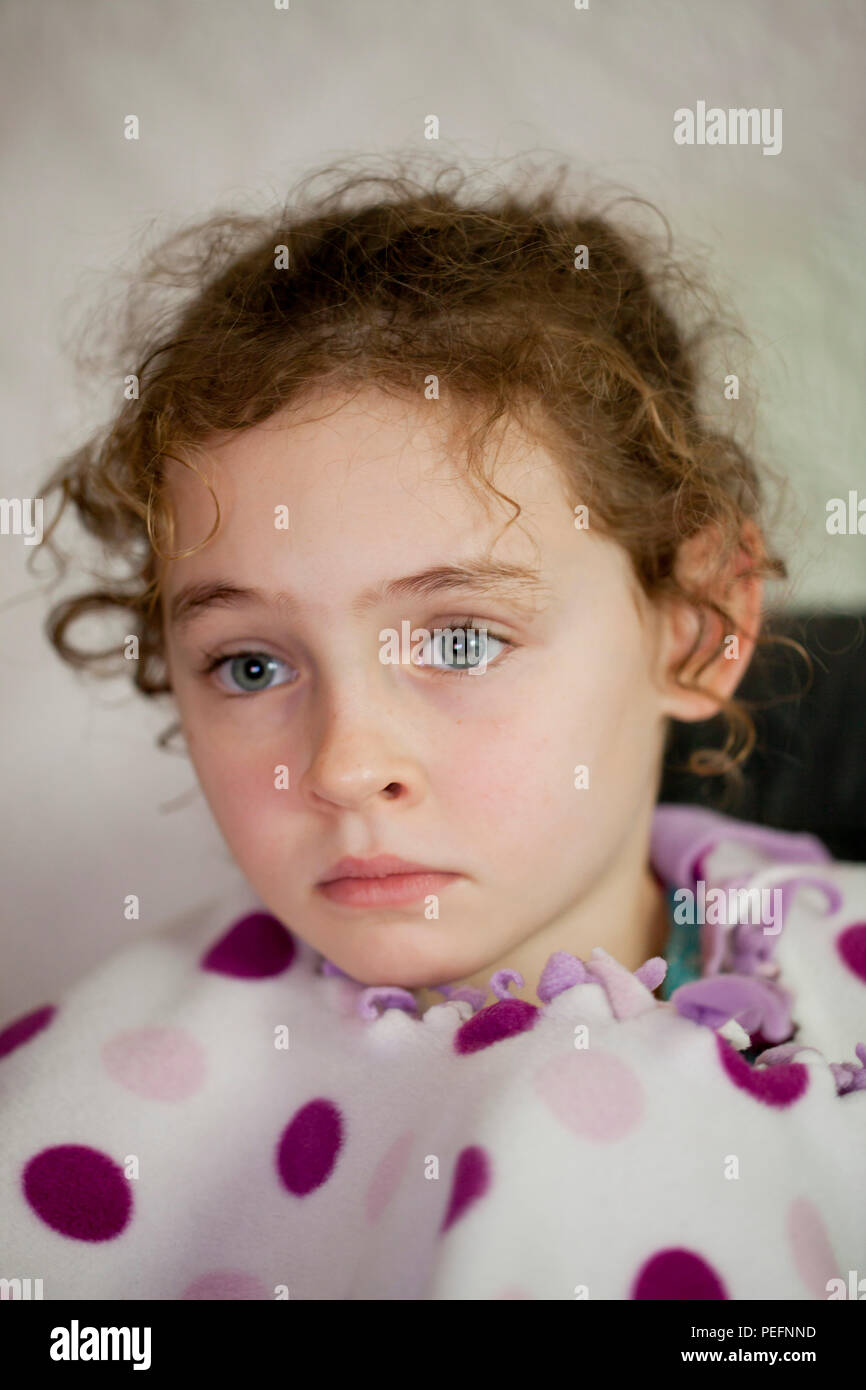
[319,854,452,882]
[318,871,463,907]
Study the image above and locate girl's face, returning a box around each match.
[160,385,686,991]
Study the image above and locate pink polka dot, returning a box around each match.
[23,1144,132,1241]
[101,1027,207,1101]
[201,912,295,979]
[632,1248,728,1299]
[787,1196,840,1298]
[276,1098,344,1196]
[454,999,539,1055]
[836,923,866,983]
[0,1005,56,1059]
[440,1145,491,1233]
[715,1034,809,1107]
[365,1129,414,1223]
[181,1271,270,1300]
[535,1049,644,1141]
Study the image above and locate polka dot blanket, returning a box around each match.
[1,804,864,1300]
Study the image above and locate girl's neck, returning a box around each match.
[412,809,670,1014]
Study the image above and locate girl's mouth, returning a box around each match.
[317,871,463,907]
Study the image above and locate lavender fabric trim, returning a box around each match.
[649,803,832,891]
[670,974,794,1043]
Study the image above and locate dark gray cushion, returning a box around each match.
[659,612,866,861]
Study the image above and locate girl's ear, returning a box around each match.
[655,520,764,723]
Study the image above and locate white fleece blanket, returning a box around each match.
[0,804,864,1301]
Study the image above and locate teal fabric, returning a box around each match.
[658,886,702,1000]
[657,884,767,1063]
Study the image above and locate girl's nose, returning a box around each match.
[298,687,426,813]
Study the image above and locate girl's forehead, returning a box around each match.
[159,395,578,555]
[166,385,562,487]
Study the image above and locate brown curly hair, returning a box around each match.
[31,152,801,777]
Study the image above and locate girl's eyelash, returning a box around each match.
[198,618,515,690]
[199,649,251,676]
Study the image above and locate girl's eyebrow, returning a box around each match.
[167,559,552,632]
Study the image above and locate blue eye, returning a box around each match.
[204,651,297,695]
[414,625,507,674]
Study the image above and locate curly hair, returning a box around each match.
[31,152,802,778]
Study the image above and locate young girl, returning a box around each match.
[2,159,864,1302]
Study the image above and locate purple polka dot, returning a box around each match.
[716,1034,809,1107]
[454,999,539,1055]
[276,1098,344,1196]
[23,1144,133,1241]
[632,1248,728,1300]
[201,912,295,979]
[0,1005,56,1059]
[440,1145,491,1233]
[836,923,866,983]
[181,1271,270,1300]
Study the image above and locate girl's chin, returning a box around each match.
[331,950,478,993]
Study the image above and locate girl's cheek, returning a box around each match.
[438,722,553,816]
[186,737,263,815]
